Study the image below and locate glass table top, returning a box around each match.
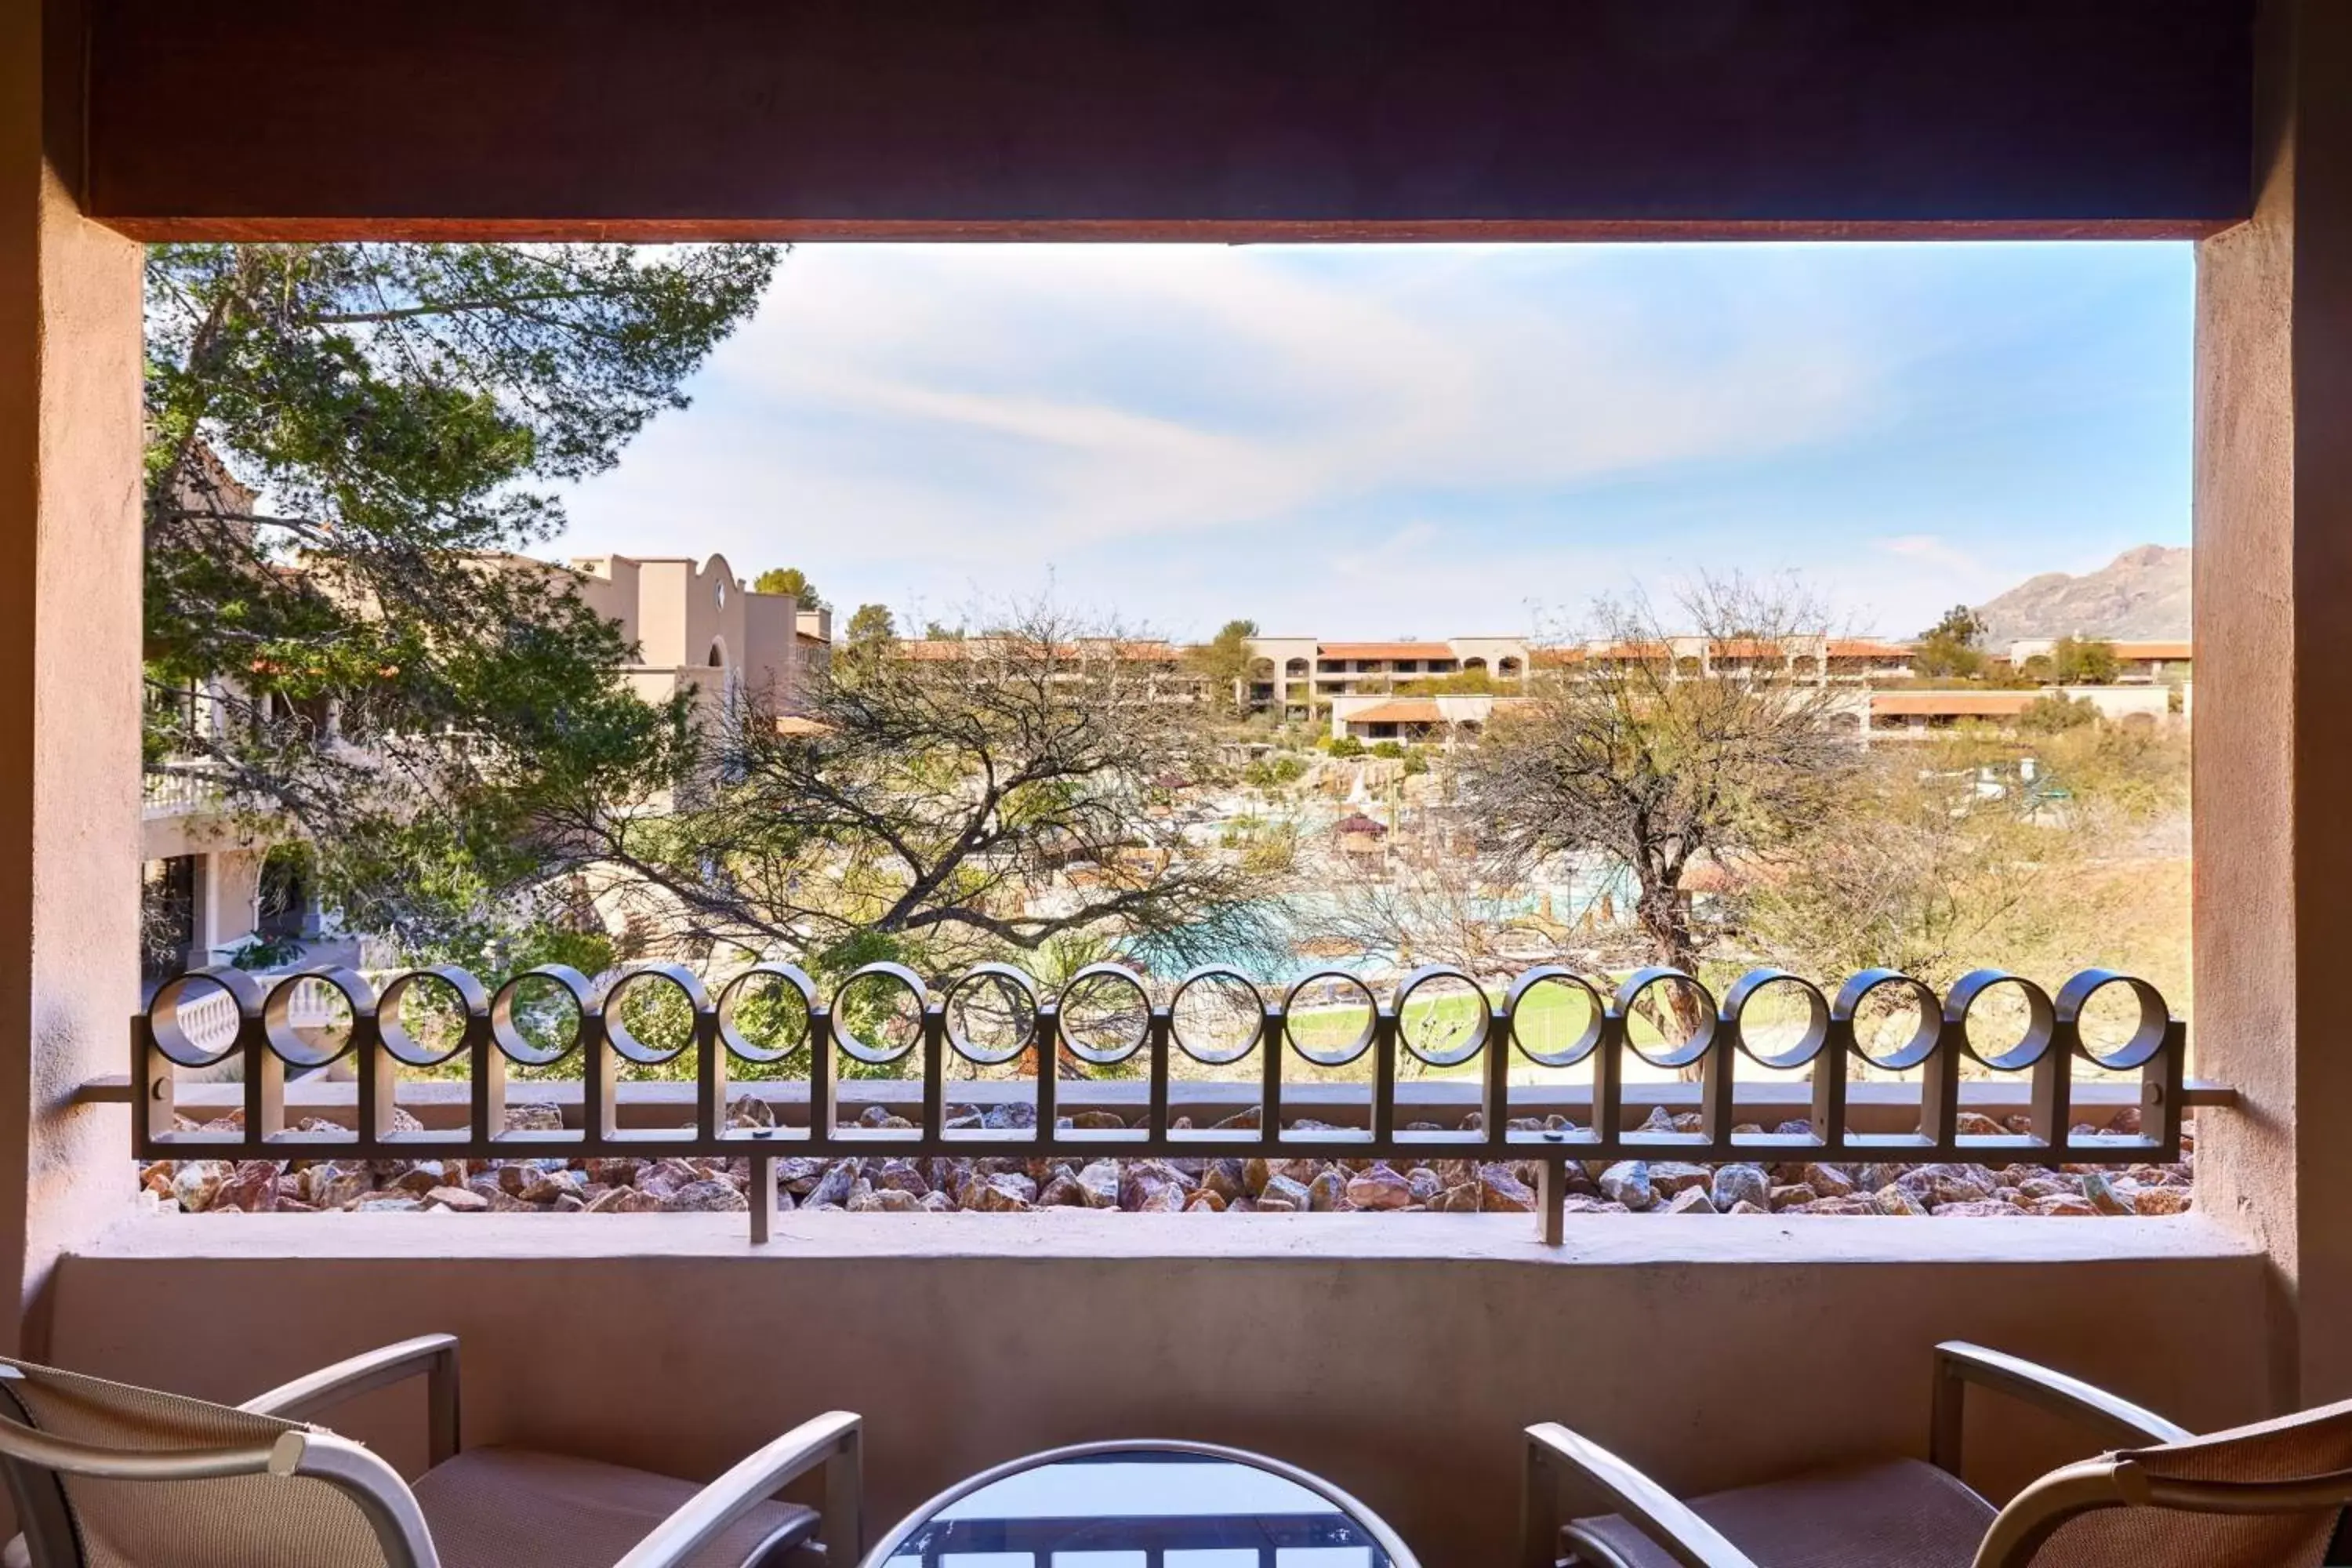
[869,1444,1409,1568]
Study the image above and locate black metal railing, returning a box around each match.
[126,958,2197,1242]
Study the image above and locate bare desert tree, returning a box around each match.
[571,601,1287,978]
[1453,575,1861,992]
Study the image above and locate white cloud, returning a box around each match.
[552,242,2186,639]
[559,245,1886,561]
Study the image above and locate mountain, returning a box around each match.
[1973,546,2190,644]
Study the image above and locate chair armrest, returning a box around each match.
[1931,1341,2191,1476]
[1523,1424,1761,1568]
[614,1411,861,1568]
[241,1334,461,1466]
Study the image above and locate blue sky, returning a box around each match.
[554,242,2192,642]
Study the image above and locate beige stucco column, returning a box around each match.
[0,0,143,1355]
[2194,0,2352,1410]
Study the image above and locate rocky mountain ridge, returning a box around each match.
[1974,545,2189,643]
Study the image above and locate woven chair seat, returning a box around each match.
[1569,1457,1995,1568]
[412,1447,818,1568]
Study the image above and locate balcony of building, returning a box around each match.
[5,5,2340,1567]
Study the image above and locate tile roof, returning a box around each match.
[1317,642,1460,660]
[1870,691,2040,718]
[1341,699,1448,724]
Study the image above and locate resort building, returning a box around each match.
[1865,684,2172,735]
[561,551,832,720]
[1534,635,1920,681]
[1246,635,1532,714]
[1998,637,2194,684]
[1330,691,1523,745]
[140,550,827,972]
[897,637,1206,704]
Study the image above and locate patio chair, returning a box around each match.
[1520,1340,2352,1568]
[0,1333,860,1568]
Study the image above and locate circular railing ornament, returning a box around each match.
[1947,968,2056,1073]
[1834,969,1944,1073]
[263,966,375,1069]
[147,965,265,1070]
[489,964,594,1067]
[830,962,928,1067]
[1392,964,1490,1069]
[1059,963,1155,1067]
[1168,966,1266,1065]
[942,963,1038,1067]
[1722,969,1831,1071]
[2056,969,2170,1073]
[1280,970,1378,1069]
[716,963,821,1065]
[376,965,488,1069]
[601,963,710,1067]
[1613,967,1718,1073]
[1505,967,1606,1069]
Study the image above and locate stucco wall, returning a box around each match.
[0,0,143,1356]
[55,1215,2268,1566]
[2194,0,2352,1410]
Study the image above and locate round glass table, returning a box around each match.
[861,1441,1420,1568]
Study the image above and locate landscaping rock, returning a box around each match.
[1345,1166,1414,1211]
[1075,1160,1121,1209]
[805,1160,861,1209]
[1709,1164,1769,1212]
[1432,1182,1483,1214]
[212,1161,281,1213]
[424,1185,489,1213]
[662,1178,749,1212]
[520,1169,585,1206]
[962,1172,1037,1212]
[349,1193,427,1213]
[1257,1174,1313,1211]
[1478,1164,1537,1213]
[2032,1195,2100,1217]
[1664,1186,1717,1214]
[586,1186,662,1214]
[2082,1173,2136,1216]
[1872,1185,1930,1217]
[1799,1163,1857,1200]
[1598,1161,1653,1211]
[1647,1162,1711,1196]
[1243,1157,1316,1197]
[170,1160,235,1214]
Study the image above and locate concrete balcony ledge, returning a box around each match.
[75,1207,2258,1266]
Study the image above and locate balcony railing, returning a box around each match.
[121,959,2208,1242]
[140,760,234,818]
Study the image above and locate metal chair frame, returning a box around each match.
[0,1335,861,1568]
[1521,1340,2352,1568]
